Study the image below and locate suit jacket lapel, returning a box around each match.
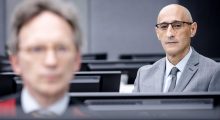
[150,58,166,92]
[175,49,199,92]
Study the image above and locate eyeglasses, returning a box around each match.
[155,21,193,31]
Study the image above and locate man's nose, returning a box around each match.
[166,25,175,38]
[44,50,58,67]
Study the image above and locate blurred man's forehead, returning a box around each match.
[18,11,75,47]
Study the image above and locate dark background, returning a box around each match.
[179,0,220,58]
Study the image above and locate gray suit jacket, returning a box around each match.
[133,49,220,92]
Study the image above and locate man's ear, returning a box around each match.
[9,55,21,75]
[190,22,197,37]
[73,52,81,72]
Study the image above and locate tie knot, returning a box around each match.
[170,67,179,76]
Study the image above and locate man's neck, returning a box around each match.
[167,47,190,65]
[27,88,66,108]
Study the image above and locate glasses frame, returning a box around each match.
[155,21,193,30]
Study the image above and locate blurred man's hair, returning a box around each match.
[7,0,82,55]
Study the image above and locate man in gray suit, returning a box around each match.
[133,4,220,92]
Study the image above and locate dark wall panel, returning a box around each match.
[179,0,220,58]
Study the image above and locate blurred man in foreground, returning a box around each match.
[0,0,85,118]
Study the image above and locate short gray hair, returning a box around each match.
[7,0,82,55]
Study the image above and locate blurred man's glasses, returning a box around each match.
[156,21,193,31]
[18,45,73,59]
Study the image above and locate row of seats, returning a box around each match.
[1,53,220,98]
[0,71,122,98]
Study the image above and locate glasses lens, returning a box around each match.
[158,23,169,30]
[171,21,183,29]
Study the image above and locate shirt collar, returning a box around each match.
[165,47,192,78]
[21,88,69,115]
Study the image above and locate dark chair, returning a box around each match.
[80,60,151,84]
[119,53,165,62]
[0,73,17,98]
[82,53,107,60]
[0,56,13,73]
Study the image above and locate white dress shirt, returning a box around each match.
[21,88,69,115]
[163,47,192,92]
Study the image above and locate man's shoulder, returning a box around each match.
[191,49,217,65]
[189,49,219,69]
[139,57,165,72]
[0,93,19,103]
[198,53,218,65]
[0,93,19,117]
[192,51,220,74]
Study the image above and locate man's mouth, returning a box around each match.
[166,41,178,44]
[42,74,61,82]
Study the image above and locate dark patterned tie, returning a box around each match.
[168,67,179,92]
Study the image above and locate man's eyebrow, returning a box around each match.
[158,20,181,24]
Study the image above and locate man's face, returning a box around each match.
[10,11,81,97]
[155,6,197,57]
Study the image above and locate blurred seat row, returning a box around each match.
[1,53,220,98]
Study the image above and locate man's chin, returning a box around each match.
[164,47,178,54]
[166,51,179,57]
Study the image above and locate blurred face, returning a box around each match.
[10,11,81,97]
[155,5,197,57]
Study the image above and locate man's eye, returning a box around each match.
[30,46,44,53]
[172,23,182,28]
[160,24,168,29]
[57,46,68,52]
